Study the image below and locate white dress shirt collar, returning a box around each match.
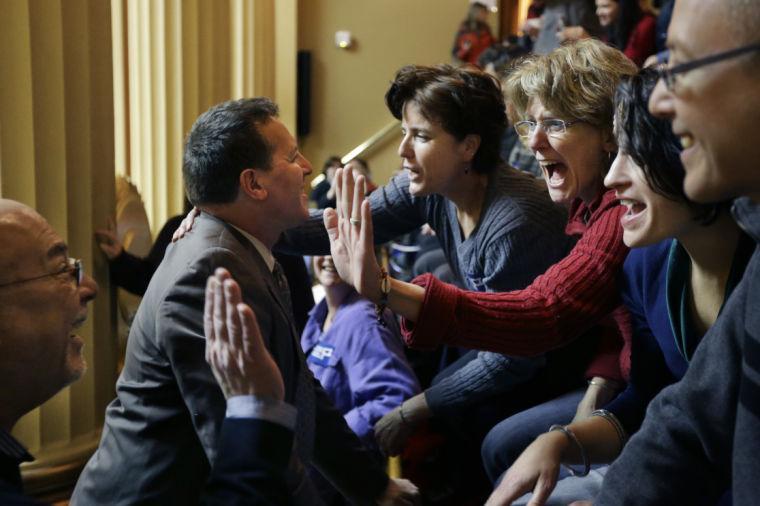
[229,224,275,273]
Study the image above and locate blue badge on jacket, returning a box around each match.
[307,343,335,367]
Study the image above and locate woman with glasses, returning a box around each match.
[484,67,748,506]
[324,38,637,457]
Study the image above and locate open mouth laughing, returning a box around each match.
[618,197,647,228]
[540,161,567,188]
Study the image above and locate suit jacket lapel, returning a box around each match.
[219,219,301,342]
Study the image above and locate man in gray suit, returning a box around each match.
[73,98,416,505]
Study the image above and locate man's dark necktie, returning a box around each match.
[272,261,315,463]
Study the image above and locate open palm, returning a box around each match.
[322,168,382,303]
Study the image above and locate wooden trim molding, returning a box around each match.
[21,431,102,500]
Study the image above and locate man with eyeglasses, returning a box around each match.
[0,199,337,505]
[593,0,760,505]
[0,199,98,505]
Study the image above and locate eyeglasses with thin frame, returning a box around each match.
[658,42,760,92]
[0,257,83,289]
[514,119,583,139]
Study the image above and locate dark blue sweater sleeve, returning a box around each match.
[604,306,676,435]
[604,252,677,435]
[275,172,426,255]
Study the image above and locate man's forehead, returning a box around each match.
[668,0,727,57]
[262,118,297,155]
[0,208,64,275]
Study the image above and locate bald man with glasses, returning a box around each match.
[0,199,98,505]
[0,199,328,505]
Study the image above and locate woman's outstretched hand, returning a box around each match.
[323,167,383,303]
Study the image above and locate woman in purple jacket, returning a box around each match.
[302,255,420,449]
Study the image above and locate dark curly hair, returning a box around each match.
[615,68,726,224]
[385,64,507,174]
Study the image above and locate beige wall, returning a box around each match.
[298,0,498,186]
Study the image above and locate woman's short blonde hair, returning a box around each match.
[504,39,637,131]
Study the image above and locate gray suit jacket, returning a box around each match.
[73,212,387,505]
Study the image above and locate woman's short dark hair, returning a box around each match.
[615,68,726,224]
[183,97,279,206]
[385,64,507,174]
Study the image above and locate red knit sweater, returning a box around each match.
[401,190,632,379]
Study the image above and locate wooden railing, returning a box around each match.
[311,119,401,189]
[341,120,401,164]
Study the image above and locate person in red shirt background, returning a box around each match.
[560,0,656,66]
[596,0,656,66]
[452,2,496,66]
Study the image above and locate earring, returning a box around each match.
[464,165,470,175]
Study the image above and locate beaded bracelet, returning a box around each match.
[591,409,628,448]
[375,267,390,326]
[549,424,590,477]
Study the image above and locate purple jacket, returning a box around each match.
[301,291,420,447]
